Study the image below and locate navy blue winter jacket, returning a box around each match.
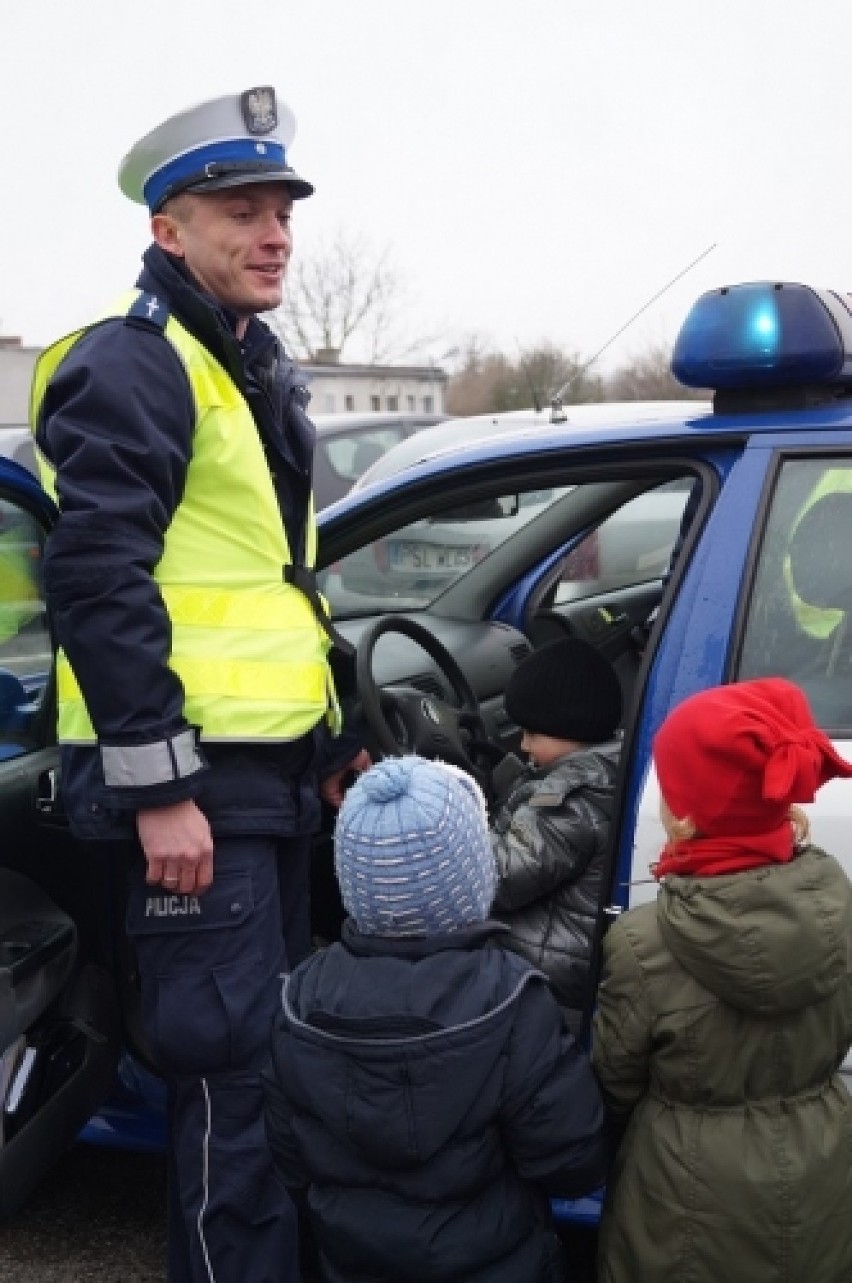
[265,921,609,1283]
[35,245,359,839]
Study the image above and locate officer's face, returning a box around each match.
[152,185,293,333]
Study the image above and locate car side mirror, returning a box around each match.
[434,494,520,521]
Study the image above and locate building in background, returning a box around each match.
[0,338,447,425]
[304,350,448,416]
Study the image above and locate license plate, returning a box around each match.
[389,541,474,571]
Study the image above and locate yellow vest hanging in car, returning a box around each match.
[30,291,341,744]
[783,465,852,640]
[0,524,41,647]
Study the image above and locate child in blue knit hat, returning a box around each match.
[265,755,608,1283]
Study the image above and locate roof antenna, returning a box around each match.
[549,242,718,423]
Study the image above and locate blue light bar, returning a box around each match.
[671,282,852,391]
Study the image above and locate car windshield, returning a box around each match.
[321,486,568,614]
[320,476,694,618]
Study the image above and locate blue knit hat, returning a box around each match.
[334,757,497,937]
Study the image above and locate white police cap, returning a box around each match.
[118,86,314,212]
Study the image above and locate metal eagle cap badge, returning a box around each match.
[240,87,278,135]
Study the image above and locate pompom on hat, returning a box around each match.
[653,677,852,839]
[505,637,622,744]
[118,86,314,213]
[334,756,496,937]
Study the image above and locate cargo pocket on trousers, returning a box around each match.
[126,871,265,1075]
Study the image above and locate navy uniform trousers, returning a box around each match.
[126,833,311,1283]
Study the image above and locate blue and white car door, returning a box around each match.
[628,430,852,1083]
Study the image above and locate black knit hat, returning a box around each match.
[505,637,622,743]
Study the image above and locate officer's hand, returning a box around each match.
[319,749,372,809]
[137,799,215,896]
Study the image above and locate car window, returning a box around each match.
[0,428,37,476]
[0,497,50,759]
[321,428,408,485]
[737,457,852,731]
[323,485,572,613]
[553,478,694,603]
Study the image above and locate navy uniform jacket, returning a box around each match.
[36,244,357,840]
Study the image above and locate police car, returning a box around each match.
[1,280,851,1224]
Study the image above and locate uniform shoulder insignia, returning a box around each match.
[125,292,170,332]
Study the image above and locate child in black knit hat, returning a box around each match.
[491,635,623,1032]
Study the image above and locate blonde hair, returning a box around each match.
[789,804,811,850]
[159,192,195,222]
[665,812,698,843]
[662,797,811,849]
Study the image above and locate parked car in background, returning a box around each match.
[352,400,708,492]
[311,411,446,508]
[3,280,852,1234]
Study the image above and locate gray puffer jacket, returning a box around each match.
[491,741,620,1013]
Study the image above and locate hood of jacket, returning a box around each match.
[280,922,543,1169]
[656,845,851,1016]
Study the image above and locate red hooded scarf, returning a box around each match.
[652,678,852,879]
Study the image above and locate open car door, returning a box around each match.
[0,456,120,1217]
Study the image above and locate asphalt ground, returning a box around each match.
[0,1141,599,1282]
[0,1143,167,1282]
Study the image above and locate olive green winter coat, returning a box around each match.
[592,846,852,1283]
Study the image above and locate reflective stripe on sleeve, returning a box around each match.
[100,728,204,788]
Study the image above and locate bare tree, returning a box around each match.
[445,337,510,416]
[446,340,605,416]
[270,231,422,364]
[506,344,604,411]
[605,342,708,401]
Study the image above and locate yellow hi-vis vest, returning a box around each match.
[783,466,852,640]
[30,291,341,744]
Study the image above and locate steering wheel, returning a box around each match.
[356,616,494,794]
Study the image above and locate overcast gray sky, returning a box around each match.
[2,0,850,371]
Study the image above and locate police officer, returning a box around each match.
[30,87,368,1283]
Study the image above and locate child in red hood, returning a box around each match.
[593,677,852,1283]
